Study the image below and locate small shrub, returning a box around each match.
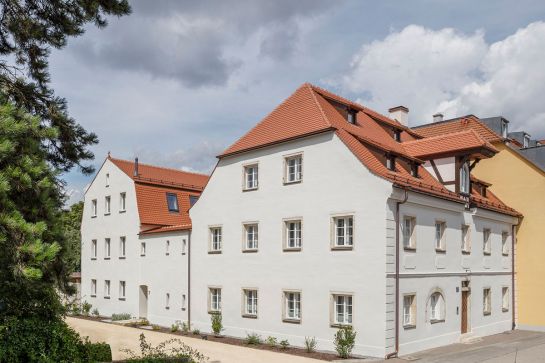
[83,339,112,362]
[265,336,277,347]
[140,318,150,326]
[210,312,223,335]
[152,324,161,331]
[334,325,356,358]
[171,323,179,332]
[71,303,81,315]
[245,332,262,345]
[279,339,289,349]
[111,312,132,321]
[305,336,317,353]
[122,333,207,362]
[81,301,92,316]
[192,329,200,335]
[181,321,190,334]
[91,308,100,317]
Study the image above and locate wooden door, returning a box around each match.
[461,291,468,333]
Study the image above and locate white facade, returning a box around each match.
[81,159,189,327]
[190,132,516,357]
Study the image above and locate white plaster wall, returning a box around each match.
[424,157,456,192]
[190,132,392,357]
[81,159,189,327]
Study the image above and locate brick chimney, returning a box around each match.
[389,106,409,127]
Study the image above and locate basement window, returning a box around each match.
[166,193,179,212]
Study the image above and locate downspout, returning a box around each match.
[511,219,520,330]
[386,188,409,359]
[188,230,191,328]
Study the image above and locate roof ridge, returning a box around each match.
[307,84,334,128]
[109,156,209,177]
[401,129,479,144]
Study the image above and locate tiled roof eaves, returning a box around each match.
[140,224,192,235]
[217,127,337,159]
[134,177,204,191]
[348,131,424,164]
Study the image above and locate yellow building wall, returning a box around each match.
[473,143,545,329]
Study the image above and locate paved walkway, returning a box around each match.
[66,317,321,363]
[383,330,545,363]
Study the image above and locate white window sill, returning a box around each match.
[502,308,509,313]
[119,256,126,260]
[462,249,471,255]
[483,311,491,316]
[242,249,258,253]
[282,318,301,324]
[403,324,416,330]
[118,297,126,301]
[330,322,352,328]
[283,180,302,185]
[404,246,416,252]
[104,257,110,260]
[119,210,126,213]
[104,296,110,299]
[430,319,445,324]
[208,310,221,315]
[484,251,491,256]
[242,314,258,319]
[283,247,302,252]
[104,213,110,216]
[208,250,222,254]
[435,248,446,253]
[331,245,353,251]
[91,215,97,218]
[91,257,97,260]
[242,187,258,192]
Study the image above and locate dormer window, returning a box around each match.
[501,120,508,138]
[189,195,199,207]
[386,155,396,171]
[394,130,401,142]
[523,134,530,148]
[347,109,356,124]
[411,163,419,178]
[166,193,179,212]
[460,162,470,194]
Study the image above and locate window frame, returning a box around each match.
[182,239,187,255]
[105,173,110,187]
[331,293,353,327]
[283,219,302,251]
[483,228,492,255]
[91,239,97,260]
[282,290,302,323]
[208,287,222,313]
[332,215,354,250]
[429,291,445,323]
[402,216,416,250]
[243,163,259,191]
[166,193,179,212]
[182,294,187,311]
[483,287,492,315]
[242,288,258,318]
[284,153,303,184]
[435,221,446,252]
[460,162,470,195]
[119,192,126,212]
[119,236,126,259]
[166,240,170,256]
[243,223,259,252]
[165,293,170,309]
[209,226,222,254]
[502,232,509,256]
[91,279,97,297]
[104,238,111,259]
[119,281,126,300]
[502,287,509,312]
[104,280,111,299]
[461,224,471,254]
[140,242,146,256]
[91,199,97,217]
[403,293,417,328]
[104,196,111,215]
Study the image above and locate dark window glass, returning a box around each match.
[189,195,199,207]
[166,193,179,212]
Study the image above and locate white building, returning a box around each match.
[80,156,208,326]
[189,84,520,357]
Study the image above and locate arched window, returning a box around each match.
[460,162,470,194]
[428,291,445,322]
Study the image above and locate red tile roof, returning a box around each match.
[403,130,498,159]
[140,223,192,235]
[219,83,520,217]
[109,157,209,230]
[413,116,504,143]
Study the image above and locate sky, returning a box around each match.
[50,0,545,205]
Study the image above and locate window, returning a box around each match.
[502,232,509,256]
[284,220,302,250]
[483,228,491,255]
[483,288,491,315]
[403,294,416,327]
[429,292,445,322]
[333,216,353,248]
[166,293,170,309]
[91,279,97,297]
[244,164,258,190]
[386,155,396,171]
[119,237,126,258]
[209,227,222,252]
[106,173,110,187]
[524,135,530,148]
[182,294,187,311]
[460,162,470,194]
[403,216,416,249]
[104,196,111,214]
[244,224,258,251]
[119,281,126,300]
[462,225,471,253]
[119,192,126,212]
[91,240,97,259]
[243,289,258,317]
[166,240,170,255]
[435,221,446,251]
[333,294,352,325]
[502,287,509,312]
[284,291,301,322]
[140,242,146,256]
[209,288,221,312]
[501,120,508,138]
[394,130,401,142]
[347,110,356,124]
[411,163,419,178]
[285,155,302,183]
[182,239,187,255]
[91,199,97,217]
[166,193,179,212]
[104,280,110,298]
[104,238,111,259]
[189,195,199,207]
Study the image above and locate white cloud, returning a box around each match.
[338,22,545,137]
